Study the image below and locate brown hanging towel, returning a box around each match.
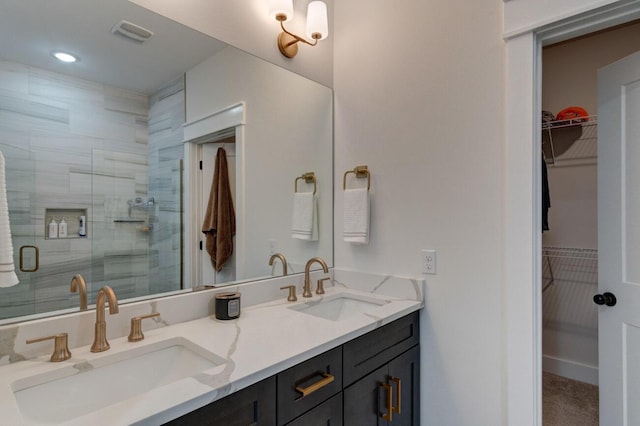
[202,147,236,272]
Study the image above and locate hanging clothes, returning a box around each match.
[202,147,236,272]
[542,153,551,232]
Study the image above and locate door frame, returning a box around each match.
[183,102,246,288]
[505,3,640,425]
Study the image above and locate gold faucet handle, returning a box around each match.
[316,277,331,295]
[26,333,72,362]
[280,285,298,302]
[128,313,160,342]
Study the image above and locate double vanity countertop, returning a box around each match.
[0,270,424,425]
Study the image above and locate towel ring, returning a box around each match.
[343,165,370,191]
[295,172,317,195]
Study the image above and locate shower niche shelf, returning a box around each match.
[45,208,88,240]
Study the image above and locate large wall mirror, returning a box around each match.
[0,0,333,324]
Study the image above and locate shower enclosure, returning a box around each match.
[0,62,184,321]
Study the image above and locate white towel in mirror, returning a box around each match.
[0,150,19,287]
[292,192,318,241]
[343,188,370,245]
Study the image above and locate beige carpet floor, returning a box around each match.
[543,372,599,426]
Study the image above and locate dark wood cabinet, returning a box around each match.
[277,346,342,425]
[163,312,420,426]
[286,393,343,426]
[165,376,276,425]
[343,346,420,425]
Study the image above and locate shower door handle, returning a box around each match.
[19,245,40,272]
[593,292,617,307]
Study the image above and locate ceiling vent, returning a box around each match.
[111,20,154,43]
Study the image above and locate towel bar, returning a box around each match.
[295,172,316,195]
[343,165,370,191]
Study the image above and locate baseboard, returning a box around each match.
[542,355,599,385]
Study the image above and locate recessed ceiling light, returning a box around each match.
[52,51,78,63]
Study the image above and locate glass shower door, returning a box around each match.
[0,143,37,321]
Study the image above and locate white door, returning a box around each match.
[597,49,640,426]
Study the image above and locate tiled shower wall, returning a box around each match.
[147,76,185,295]
[0,60,183,320]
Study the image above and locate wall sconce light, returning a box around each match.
[269,0,328,58]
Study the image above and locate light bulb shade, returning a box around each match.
[306,1,328,40]
[269,0,294,22]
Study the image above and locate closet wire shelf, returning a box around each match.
[543,115,597,167]
[542,246,598,331]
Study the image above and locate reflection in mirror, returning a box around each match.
[0,0,333,324]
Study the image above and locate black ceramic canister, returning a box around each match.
[215,292,241,320]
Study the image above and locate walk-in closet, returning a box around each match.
[541,20,640,425]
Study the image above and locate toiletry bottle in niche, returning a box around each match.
[58,217,67,238]
[48,218,58,239]
[78,215,86,237]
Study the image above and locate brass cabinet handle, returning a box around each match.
[390,376,402,414]
[295,372,335,397]
[380,382,393,421]
[19,245,39,272]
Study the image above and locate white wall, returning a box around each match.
[334,1,505,424]
[186,46,333,281]
[129,0,333,88]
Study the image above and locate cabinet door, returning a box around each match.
[388,346,420,426]
[164,376,276,425]
[343,346,420,426]
[286,393,343,426]
[343,363,390,425]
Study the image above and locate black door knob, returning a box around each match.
[593,292,617,307]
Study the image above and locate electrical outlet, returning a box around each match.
[269,239,277,256]
[421,250,436,275]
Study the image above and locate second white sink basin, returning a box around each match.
[289,292,388,321]
[12,337,226,424]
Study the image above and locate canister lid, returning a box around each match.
[215,292,240,300]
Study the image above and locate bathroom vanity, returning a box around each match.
[0,270,423,425]
[167,312,420,425]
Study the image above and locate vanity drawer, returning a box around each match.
[343,311,419,386]
[277,346,342,425]
[286,392,343,426]
[164,376,276,425]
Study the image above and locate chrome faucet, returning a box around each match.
[303,257,329,298]
[90,286,119,352]
[269,253,288,276]
[69,274,88,311]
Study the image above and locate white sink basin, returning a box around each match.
[12,337,226,424]
[289,292,388,321]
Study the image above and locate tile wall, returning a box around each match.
[0,60,183,320]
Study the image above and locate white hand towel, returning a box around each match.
[292,192,318,241]
[343,188,370,245]
[0,150,19,287]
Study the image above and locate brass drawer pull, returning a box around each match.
[19,245,39,272]
[380,382,393,421]
[390,376,401,414]
[295,372,335,397]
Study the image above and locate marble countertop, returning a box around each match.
[0,280,423,425]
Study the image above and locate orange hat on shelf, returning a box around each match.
[555,106,589,122]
